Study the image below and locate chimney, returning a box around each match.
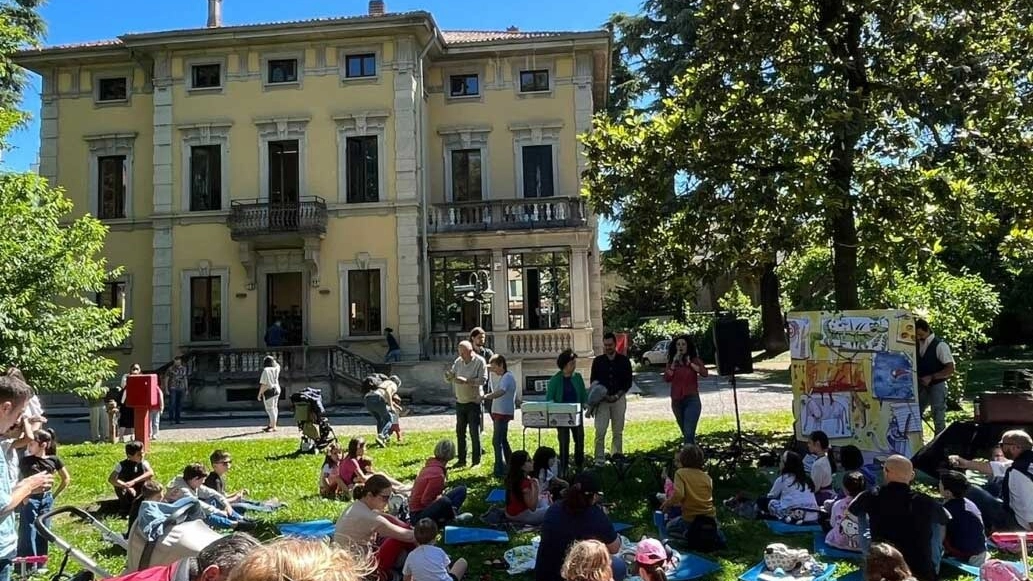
[506,25,519,32]
[368,1,385,16]
[207,0,222,28]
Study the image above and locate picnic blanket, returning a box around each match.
[627,551,722,581]
[486,488,506,504]
[443,526,509,545]
[739,562,837,581]
[834,571,862,581]
[812,533,862,561]
[504,534,639,575]
[765,520,823,534]
[277,520,335,539]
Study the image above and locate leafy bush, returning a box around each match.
[632,318,690,354]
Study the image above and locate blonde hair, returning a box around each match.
[561,540,613,581]
[227,538,373,581]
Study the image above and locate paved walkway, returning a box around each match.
[49,369,792,444]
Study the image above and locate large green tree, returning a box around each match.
[586,0,1033,315]
[0,0,131,396]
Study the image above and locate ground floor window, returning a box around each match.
[348,269,382,336]
[431,254,493,333]
[507,251,571,330]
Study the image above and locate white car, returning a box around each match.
[640,340,670,366]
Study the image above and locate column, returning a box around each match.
[490,249,509,354]
[588,242,604,353]
[393,37,422,358]
[151,52,175,368]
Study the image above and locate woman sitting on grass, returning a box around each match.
[334,474,415,581]
[505,450,550,525]
[758,451,818,523]
[409,440,471,527]
[339,437,410,494]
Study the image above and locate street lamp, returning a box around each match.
[454,270,494,303]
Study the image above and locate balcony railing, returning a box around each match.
[228,196,328,239]
[429,197,587,234]
[428,332,496,360]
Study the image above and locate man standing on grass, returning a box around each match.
[589,332,633,466]
[445,341,487,468]
[470,327,494,434]
[914,318,955,434]
[0,373,53,581]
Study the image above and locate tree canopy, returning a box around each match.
[586,0,1033,311]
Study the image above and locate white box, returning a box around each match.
[521,402,549,428]
[548,403,582,427]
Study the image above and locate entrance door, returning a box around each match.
[266,272,304,346]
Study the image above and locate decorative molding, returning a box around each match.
[512,57,556,97]
[334,110,390,204]
[337,45,383,85]
[92,68,134,107]
[184,55,228,93]
[441,62,487,104]
[238,241,257,290]
[305,239,322,288]
[260,50,304,90]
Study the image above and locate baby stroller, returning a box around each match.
[291,387,337,454]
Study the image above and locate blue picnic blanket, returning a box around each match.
[812,533,862,561]
[765,520,823,534]
[486,488,506,504]
[443,526,510,545]
[278,520,335,539]
[628,551,722,581]
[739,562,837,581]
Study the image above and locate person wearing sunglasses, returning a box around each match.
[952,430,1033,533]
[335,474,415,581]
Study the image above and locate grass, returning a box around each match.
[47,409,980,581]
[51,412,803,580]
[961,350,1033,397]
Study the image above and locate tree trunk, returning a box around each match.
[759,262,788,353]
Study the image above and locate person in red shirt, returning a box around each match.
[663,335,709,445]
[408,440,471,527]
[505,451,549,525]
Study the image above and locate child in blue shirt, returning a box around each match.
[940,470,987,565]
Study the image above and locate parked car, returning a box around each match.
[640,340,670,366]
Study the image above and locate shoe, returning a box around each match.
[375,436,387,448]
[455,512,473,523]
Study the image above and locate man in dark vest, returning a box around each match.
[914,318,955,434]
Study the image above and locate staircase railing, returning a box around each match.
[328,345,391,386]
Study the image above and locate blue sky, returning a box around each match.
[4,0,634,248]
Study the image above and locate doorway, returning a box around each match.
[266,272,304,346]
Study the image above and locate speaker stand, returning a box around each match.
[723,373,770,467]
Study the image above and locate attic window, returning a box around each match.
[267,59,298,84]
[97,77,128,102]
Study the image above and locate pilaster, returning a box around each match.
[573,53,595,181]
[571,248,591,329]
[38,70,58,184]
[151,52,175,367]
[490,249,510,353]
[589,243,604,353]
[393,37,423,358]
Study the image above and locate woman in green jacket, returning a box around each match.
[546,349,587,474]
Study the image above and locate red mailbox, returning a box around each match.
[125,373,161,451]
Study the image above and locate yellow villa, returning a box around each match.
[14,1,610,407]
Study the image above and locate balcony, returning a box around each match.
[428,197,587,234]
[228,196,328,240]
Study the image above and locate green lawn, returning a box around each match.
[48,410,974,581]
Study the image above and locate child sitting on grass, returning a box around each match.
[823,471,864,552]
[109,440,155,516]
[940,470,987,565]
[561,540,617,581]
[403,518,467,581]
[505,450,550,525]
[660,445,724,551]
[205,449,282,512]
[165,463,256,532]
[320,443,348,500]
[807,431,837,503]
[758,451,818,523]
[533,446,568,501]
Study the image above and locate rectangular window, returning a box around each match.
[345,136,379,203]
[507,251,571,330]
[519,69,550,93]
[191,63,221,89]
[521,145,554,198]
[450,149,482,202]
[267,59,298,84]
[97,155,127,219]
[97,77,128,101]
[348,269,382,336]
[345,54,377,78]
[189,145,222,211]
[430,255,494,333]
[449,74,479,97]
[96,281,127,322]
[268,140,300,205]
[190,276,222,342]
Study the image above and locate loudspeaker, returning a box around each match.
[713,317,753,376]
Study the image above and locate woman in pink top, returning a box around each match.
[339,438,409,494]
[663,335,708,444]
[408,440,469,527]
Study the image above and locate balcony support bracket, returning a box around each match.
[304,238,321,288]
[238,241,257,290]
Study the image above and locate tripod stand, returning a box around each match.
[719,372,771,468]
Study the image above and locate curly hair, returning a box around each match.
[226,538,373,581]
[561,540,612,581]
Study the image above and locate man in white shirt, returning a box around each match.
[445,341,486,468]
[951,429,1033,531]
[914,319,955,434]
